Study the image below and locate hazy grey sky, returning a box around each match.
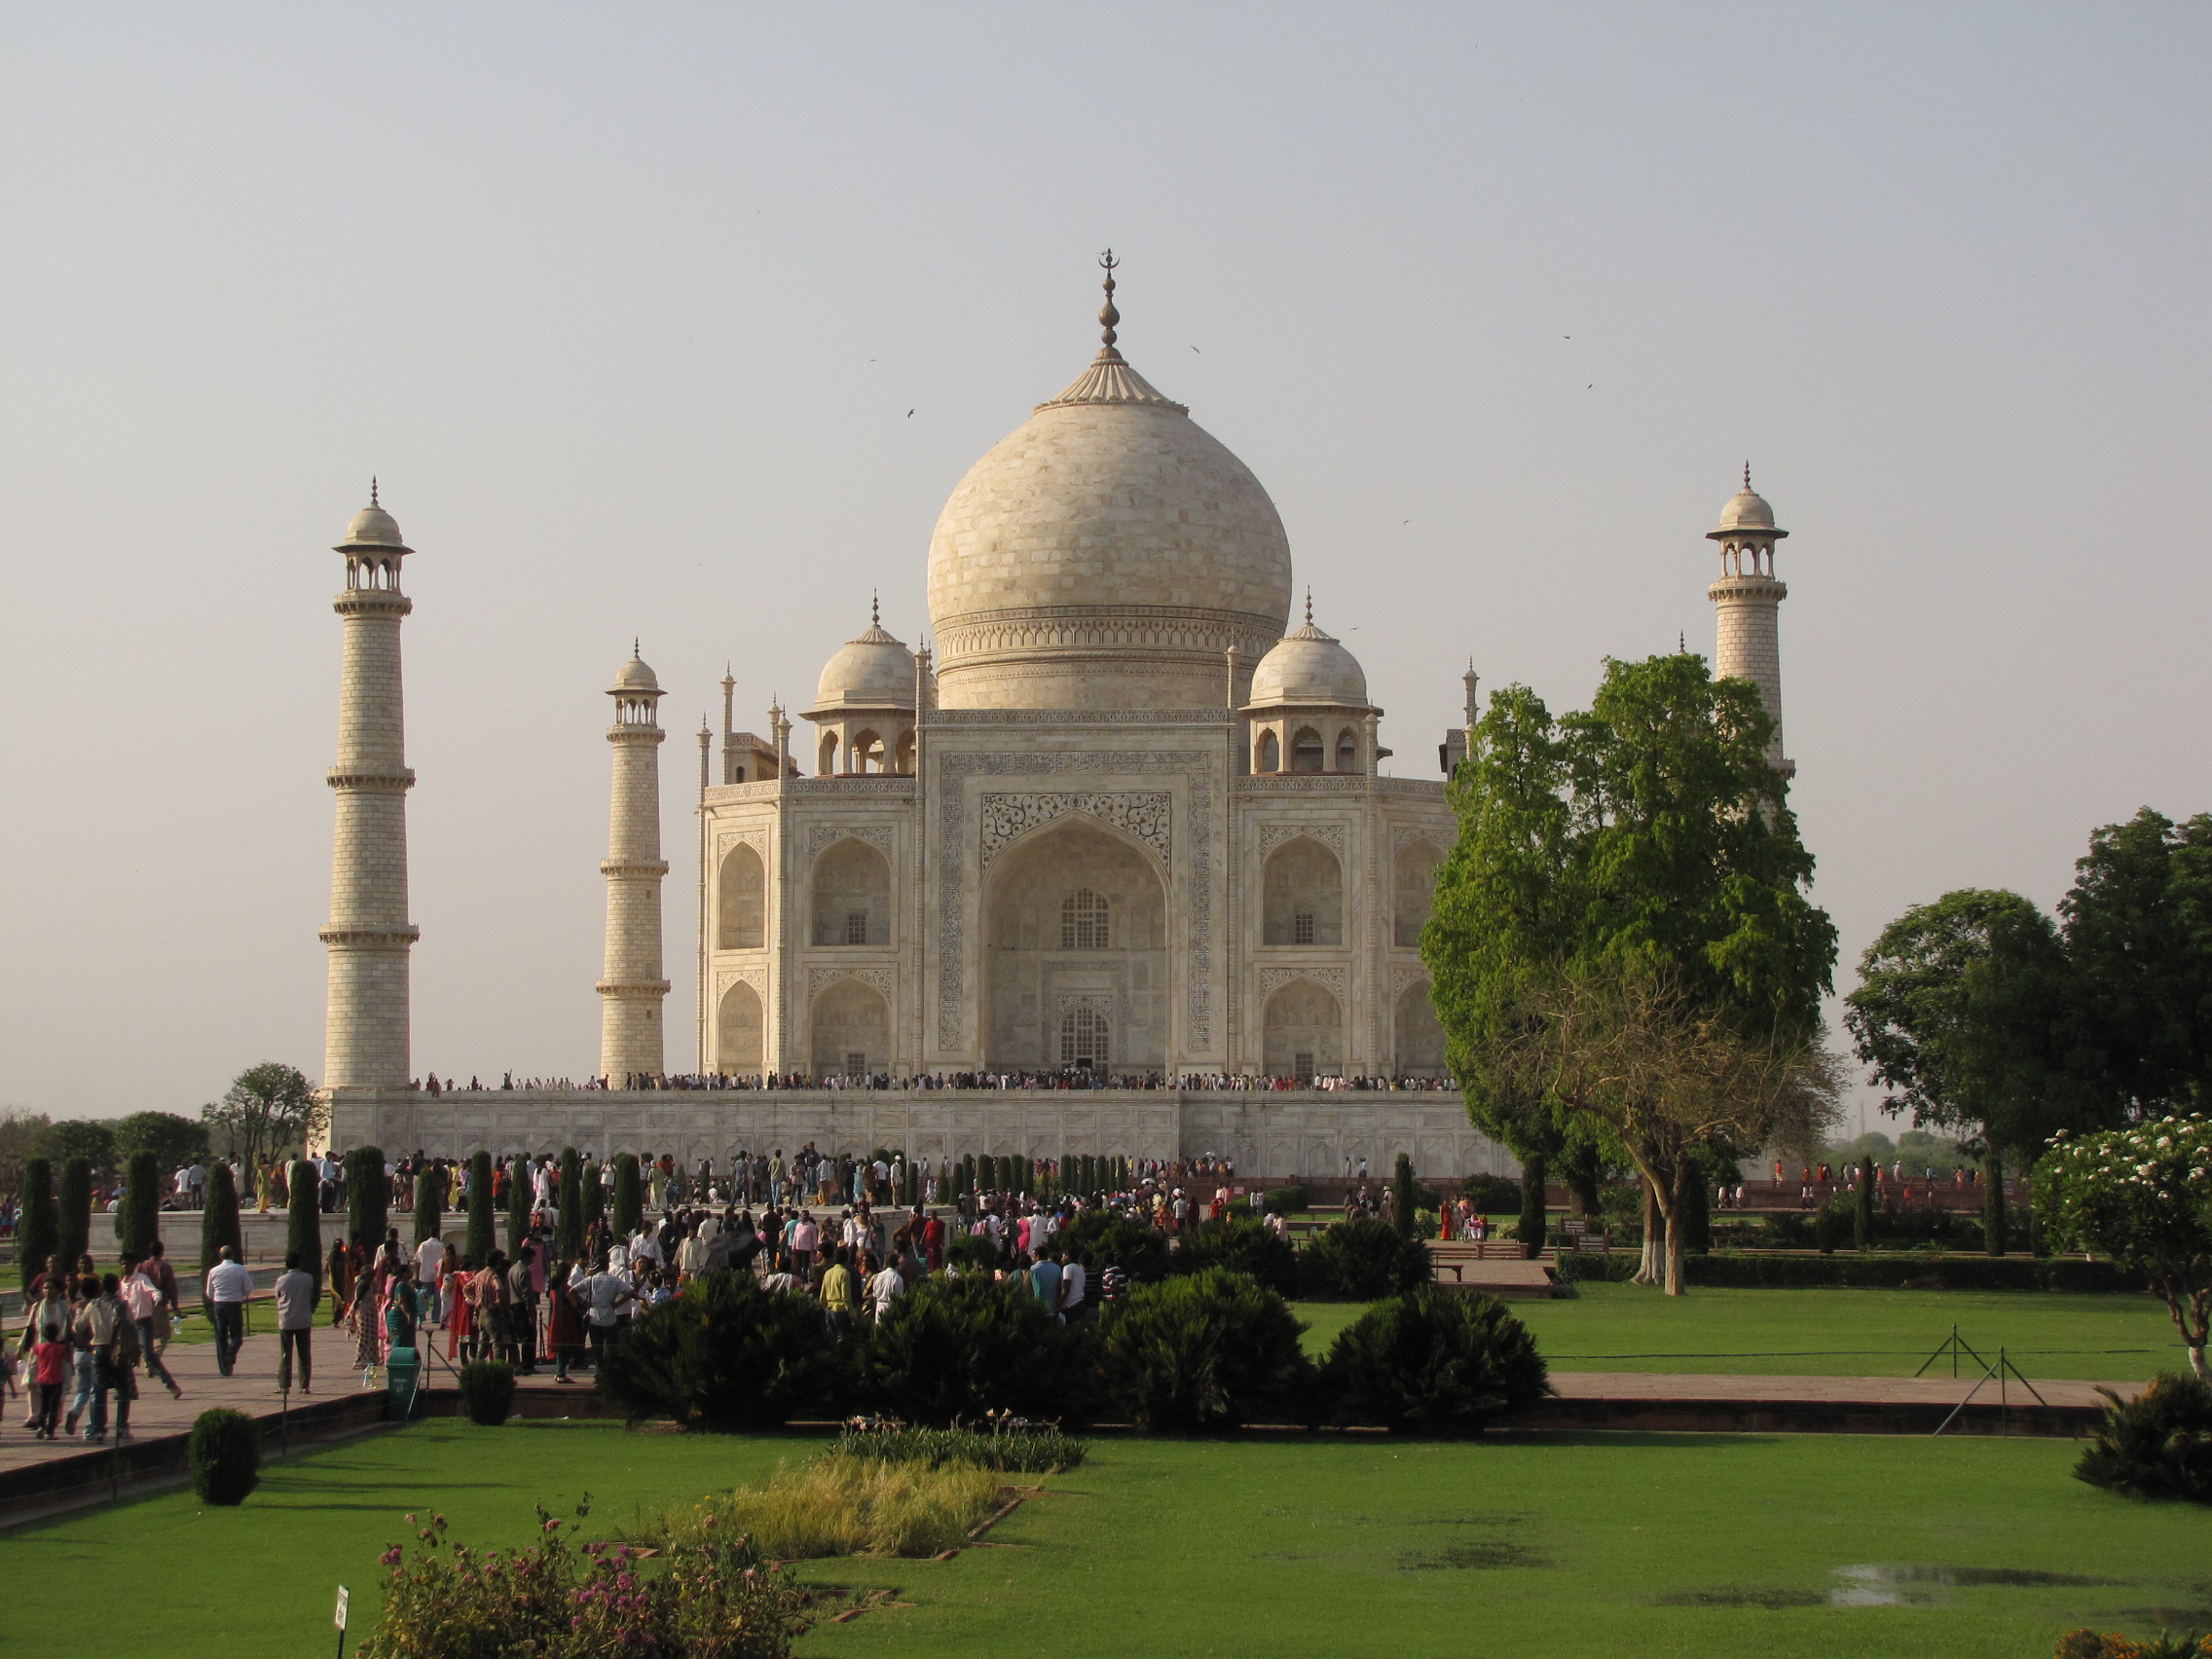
[3,4,2206,1121]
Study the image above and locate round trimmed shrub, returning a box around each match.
[1297,1216,1433,1300]
[1170,1216,1300,1297]
[458,1359,517,1425]
[1100,1267,1314,1432]
[864,1274,1095,1426]
[1259,1184,1309,1216]
[2075,1372,2212,1503]
[189,1408,261,1505]
[599,1272,846,1430]
[1057,1208,1171,1284]
[1320,1286,1550,1433]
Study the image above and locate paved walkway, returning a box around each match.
[1544,1371,2136,1409]
[0,1313,379,1476]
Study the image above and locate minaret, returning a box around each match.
[1707,465,1793,778]
[321,485,420,1089]
[599,643,670,1085]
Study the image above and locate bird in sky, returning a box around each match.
[906,409,914,417]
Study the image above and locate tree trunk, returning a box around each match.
[1982,1148,2006,1258]
[1517,1153,1550,1261]
[1663,1161,1690,1296]
[1561,1142,1604,1221]
[1634,1180,1664,1285]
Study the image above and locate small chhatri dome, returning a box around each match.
[338,478,408,549]
[613,641,661,694]
[813,600,916,711]
[1714,463,1780,534]
[1247,596,1370,708]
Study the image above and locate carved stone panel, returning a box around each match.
[980,792,1172,871]
[808,825,896,860]
[1258,822,1346,859]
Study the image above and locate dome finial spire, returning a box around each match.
[1097,248,1121,356]
[1304,587,1313,627]
[1744,461,1752,491]
[871,588,879,627]
[370,475,379,506]
[633,635,641,658]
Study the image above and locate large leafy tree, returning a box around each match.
[1843,888,2096,1248]
[113,1110,211,1171]
[1425,654,1839,1294]
[2060,809,2212,1117]
[34,1119,117,1170]
[201,1062,323,1175]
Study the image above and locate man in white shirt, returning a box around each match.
[1056,1251,1088,1324]
[675,1225,710,1281]
[274,1251,318,1392]
[866,1257,903,1322]
[203,1245,255,1377]
[414,1233,448,1322]
[577,1259,633,1368]
[117,1254,181,1397]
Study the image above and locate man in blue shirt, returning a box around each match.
[1027,1252,1062,1322]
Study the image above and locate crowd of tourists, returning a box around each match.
[283,1158,1271,1393]
[400,1068,1460,1094]
[9,1241,191,1443]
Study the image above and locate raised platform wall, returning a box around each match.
[323,1088,1506,1180]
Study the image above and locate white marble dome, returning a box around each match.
[925,346,1295,710]
[340,498,406,548]
[814,614,915,711]
[1716,484,1776,532]
[1248,610,1369,708]
[613,650,661,693]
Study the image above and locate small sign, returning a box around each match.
[335,1587,350,1631]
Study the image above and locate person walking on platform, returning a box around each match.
[275,1252,317,1394]
[204,1246,254,1378]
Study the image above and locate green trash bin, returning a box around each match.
[386,1346,421,1421]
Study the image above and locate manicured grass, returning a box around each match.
[10,1419,2209,1659]
[1293,1285,2186,1379]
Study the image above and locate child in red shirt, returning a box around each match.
[30,1338,69,1439]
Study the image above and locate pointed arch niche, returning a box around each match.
[716,979,764,1078]
[1263,835,1344,946]
[810,978,889,1078]
[718,842,765,950]
[982,818,1167,1074]
[1264,977,1343,1081]
[1393,839,1443,947]
[813,837,892,946]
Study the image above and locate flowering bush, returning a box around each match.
[357,1499,813,1659]
[2036,1115,2211,1380]
[2053,1630,2211,1658]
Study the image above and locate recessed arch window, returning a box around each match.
[1061,888,1110,950]
[1060,1006,1109,1069]
[1291,727,1325,773]
[1258,730,1281,773]
[1336,728,1359,772]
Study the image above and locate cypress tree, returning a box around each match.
[118,1151,162,1259]
[611,1154,643,1238]
[347,1145,387,1249]
[200,1161,243,1281]
[289,1160,323,1294]
[1391,1152,1419,1236]
[464,1151,496,1266]
[1854,1155,1876,1253]
[1982,1148,2006,1257]
[18,1158,55,1292]
[55,1157,92,1270]
[581,1158,605,1237]
[1515,1151,1549,1257]
[556,1148,583,1261]
[507,1156,532,1257]
[413,1160,442,1247]
[1682,1155,1713,1255]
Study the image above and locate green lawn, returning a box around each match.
[10,1419,2209,1659]
[1293,1284,2188,1379]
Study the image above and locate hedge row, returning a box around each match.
[1556,1250,2144,1293]
[600,1269,1544,1434]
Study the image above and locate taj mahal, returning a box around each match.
[318,265,1797,1178]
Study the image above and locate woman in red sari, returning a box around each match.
[546,1260,584,1383]
[445,1257,474,1361]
